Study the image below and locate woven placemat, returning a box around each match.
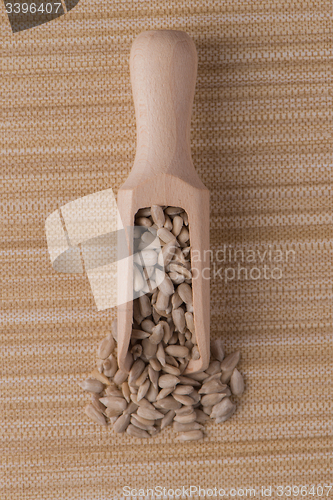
[1,1,332,498]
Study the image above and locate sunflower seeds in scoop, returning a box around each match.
[142,339,157,359]
[155,290,170,311]
[131,329,150,340]
[180,211,188,225]
[184,312,195,334]
[158,240,178,267]
[133,265,145,292]
[151,205,165,228]
[157,228,175,244]
[136,208,151,217]
[141,319,155,333]
[160,321,172,344]
[177,226,190,245]
[165,345,189,358]
[191,346,200,360]
[113,414,130,433]
[141,230,155,245]
[178,332,186,346]
[165,206,184,216]
[186,302,194,312]
[171,308,186,333]
[133,299,144,325]
[156,269,174,296]
[177,283,192,305]
[230,368,245,397]
[171,215,183,237]
[163,214,173,231]
[169,272,185,284]
[138,294,152,318]
[135,217,152,227]
[84,403,107,426]
[167,331,178,344]
[169,263,192,280]
[171,291,183,310]
[130,344,143,361]
[185,338,193,352]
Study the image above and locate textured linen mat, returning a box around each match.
[1,1,332,499]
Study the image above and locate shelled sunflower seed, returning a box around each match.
[80,206,245,441]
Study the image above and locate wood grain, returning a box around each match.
[117,31,210,373]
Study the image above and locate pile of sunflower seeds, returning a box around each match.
[80,206,244,441]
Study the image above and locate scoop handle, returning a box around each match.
[129,30,200,184]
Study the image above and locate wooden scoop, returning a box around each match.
[117,30,210,374]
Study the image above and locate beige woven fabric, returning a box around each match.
[1,1,332,498]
